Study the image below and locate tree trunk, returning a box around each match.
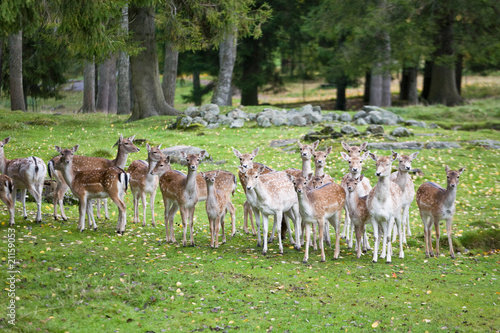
[381,31,391,107]
[400,66,418,105]
[192,71,202,106]
[211,28,237,106]
[427,13,462,106]
[0,38,3,95]
[128,5,180,122]
[455,53,463,95]
[363,70,371,104]
[421,60,432,101]
[334,75,347,111]
[9,31,25,111]
[108,56,117,114]
[370,64,383,106]
[96,59,111,112]
[82,60,95,113]
[117,6,131,115]
[161,42,179,107]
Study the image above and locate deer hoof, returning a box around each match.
[94,227,98,231]
[320,259,326,263]
[372,260,377,263]
[302,260,308,264]
[450,254,456,259]
[386,261,392,264]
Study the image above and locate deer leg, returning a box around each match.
[324,220,331,247]
[58,185,69,221]
[341,206,348,239]
[227,202,236,237]
[132,191,139,224]
[52,185,59,220]
[140,191,147,227]
[303,223,311,264]
[318,218,326,262]
[406,206,412,237]
[179,207,189,247]
[312,223,317,250]
[253,207,262,247]
[268,216,276,244]
[209,216,215,248]
[96,199,102,219]
[221,211,226,244]
[28,185,43,223]
[110,195,127,234]
[275,212,284,255]
[332,211,341,260]
[261,214,269,256]
[434,217,441,257]
[150,190,157,227]
[355,223,363,259]
[392,223,398,243]
[397,214,404,259]
[189,207,196,247]
[19,189,27,219]
[446,217,455,259]
[386,218,394,263]
[214,216,220,248]
[78,198,87,232]
[86,201,97,231]
[348,221,355,249]
[371,220,379,263]
[168,201,179,244]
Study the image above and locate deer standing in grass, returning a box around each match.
[0,174,15,226]
[48,134,139,223]
[390,151,419,243]
[53,146,129,233]
[289,174,345,263]
[241,165,301,255]
[340,141,368,241]
[128,144,165,227]
[201,170,232,248]
[0,137,46,223]
[152,152,205,246]
[345,175,370,258]
[416,166,465,259]
[367,152,404,263]
[233,148,274,236]
[340,151,372,251]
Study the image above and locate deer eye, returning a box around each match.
[250,157,253,160]
[457,176,460,179]
[360,161,363,164]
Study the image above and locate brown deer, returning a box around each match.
[345,175,370,258]
[340,151,372,250]
[233,147,274,235]
[416,166,465,259]
[128,143,165,227]
[241,165,301,255]
[289,174,345,263]
[0,174,15,226]
[151,151,206,246]
[285,140,319,178]
[48,134,139,223]
[0,137,46,223]
[390,151,419,243]
[200,170,232,248]
[367,152,404,263]
[53,146,129,234]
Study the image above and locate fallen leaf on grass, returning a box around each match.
[372,320,380,328]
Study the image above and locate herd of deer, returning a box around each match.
[0,135,466,263]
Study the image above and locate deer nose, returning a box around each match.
[450,183,456,188]
[190,165,196,170]
[375,172,381,177]
[352,168,358,172]
[242,164,248,168]
[406,166,410,170]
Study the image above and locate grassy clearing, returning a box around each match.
[0,97,499,332]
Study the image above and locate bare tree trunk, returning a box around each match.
[9,31,25,111]
[334,75,347,111]
[400,66,418,105]
[117,6,131,115]
[363,70,371,104]
[370,64,383,106]
[82,60,96,113]
[108,56,117,114]
[96,59,111,113]
[428,13,462,106]
[455,53,463,95]
[162,42,179,107]
[128,5,180,122]
[381,32,391,107]
[421,60,432,101]
[0,38,3,95]
[211,28,237,106]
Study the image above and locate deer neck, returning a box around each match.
[59,161,75,188]
[301,158,312,177]
[374,173,391,198]
[146,157,158,176]
[0,152,7,174]
[184,168,198,196]
[205,182,217,206]
[314,164,325,177]
[113,145,129,169]
[394,169,409,192]
[442,184,458,208]
[349,169,362,179]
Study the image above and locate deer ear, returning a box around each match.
[359,174,364,181]
[341,141,350,151]
[312,140,319,150]
[252,147,260,157]
[257,165,266,174]
[325,146,332,156]
[360,142,368,151]
[458,167,465,175]
[3,137,11,144]
[128,135,136,141]
[199,150,207,159]
[340,152,349,161]
[369,152,377,161]
[391,151,399,161]
[180,152,187,158]
[146,143,151,151]
[55,146,62,153]
[287,174,295,182]
[298,141,303,149]
[361,151,370,160]
[157,143,162,149]
[72,145,79,153]
[306,173,313,181]
[232,148,241,158]
[409,152,419,160]
[200,172,205,179]
[214,170,220,177]
[445,165,450,173]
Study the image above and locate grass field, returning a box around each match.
[0,85,500,332]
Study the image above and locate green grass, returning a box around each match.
[0,96,500,332]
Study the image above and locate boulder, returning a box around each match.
[288,115,307,127]
[425,142,461,149]
[230,118,245,128]
[257,115,272,128]
[185,106,201,118]
[354,118,368,126]
[227,108,248,119]
[339,113,352,122]
[391,127,413,137]
[191,117,207,127]
[405,119,427,128]
[179,115,193,128]
[340,125,360,135]
[161,146,212,165]
[271,113,288,126]
[353,111,367,120]
[366,124,385,135]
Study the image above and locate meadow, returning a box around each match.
[0,84,499,332]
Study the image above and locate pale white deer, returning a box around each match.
[340,141,368,240]
[340,151,372,250]
[128,143,165,227]
[0,137,46,223]
[233,147,274,235]
[0,174,15,226]
[416,166,465,259]
[200,170,232,248]
[345,175,370,258]
[289,174,345,263]
[390,151,419,243]
[53,146,129,233]
[240,165,301,255]
[48,134,139,223]
[367,152,404,263]
[151,152,206,246]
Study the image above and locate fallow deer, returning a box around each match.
[48,134,139,223]
[151,151,206,246]
[345,175,370,258]
[128,143,165,227]
[285,140,319,178]
[289,174,345,263]
[390,151,419,243]
[0,137,46,223]
[416,166,465,259]
[367,152,404,263]
[200,170,232,248]
[0,174,15,226]
[340,151,372,250]
[240,165,301,255]
[53,146,129,233]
